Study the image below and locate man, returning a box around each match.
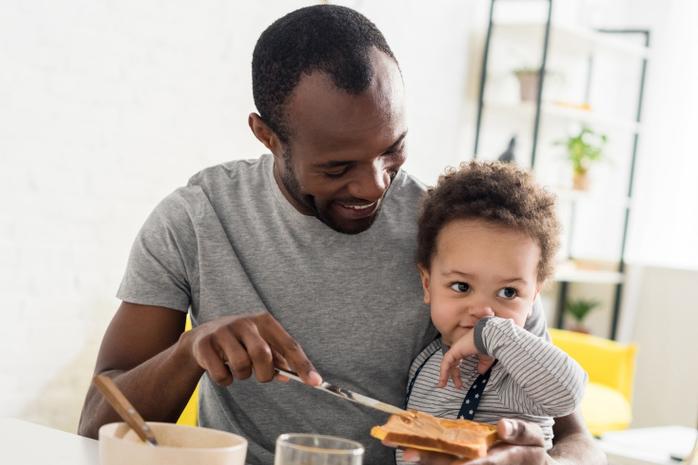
[79,6,605,465]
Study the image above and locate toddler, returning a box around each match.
[404,161,586,455]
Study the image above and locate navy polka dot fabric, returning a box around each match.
[457,362,496,420]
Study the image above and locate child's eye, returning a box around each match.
[450,282,471,293]
[497,287,518,299]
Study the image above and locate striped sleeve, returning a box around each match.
[476,316,587,417]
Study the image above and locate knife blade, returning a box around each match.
[275,368,407,416]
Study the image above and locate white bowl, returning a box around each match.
[99,422,247,465]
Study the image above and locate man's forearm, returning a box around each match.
[549,430,607,465]
[78,331,204,438]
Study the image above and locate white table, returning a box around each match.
[4,417,696,465]
[598,426,697,465]
[0,418,98,465]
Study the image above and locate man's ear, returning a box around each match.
[248,113,283,155]
[417,264,431,305]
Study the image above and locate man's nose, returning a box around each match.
[348,160,390,201]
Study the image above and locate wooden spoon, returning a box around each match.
[93,374,159,446]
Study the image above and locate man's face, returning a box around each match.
[273,49,407,234]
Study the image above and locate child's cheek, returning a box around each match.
[430,306,449,333]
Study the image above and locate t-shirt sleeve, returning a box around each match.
[524,296,550,341]
[116,190,198,312]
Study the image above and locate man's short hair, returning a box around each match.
[252,5,397,142]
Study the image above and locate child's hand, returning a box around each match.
[438,331,478,389]
[438,331,496,389]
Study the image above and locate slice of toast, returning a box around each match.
[371,411,498,460]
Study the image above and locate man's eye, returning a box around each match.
[497,287,518,299]
[324,168,348,178]
[449,282,471,293]
[384,146,404,156]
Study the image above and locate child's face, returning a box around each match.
[419,219,542,346]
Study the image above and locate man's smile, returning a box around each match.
[333,200,380,219]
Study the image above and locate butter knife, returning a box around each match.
[275,368,407,416]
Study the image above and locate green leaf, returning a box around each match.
[557,126,608,171]
[564,298,601,323]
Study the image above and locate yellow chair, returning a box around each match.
[177,316,199,426]
[549,328,637,436]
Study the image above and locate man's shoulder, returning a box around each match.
[187,155,269,190]
[151,155,271,225]
[396,169,428,193]
[388,169,428,208]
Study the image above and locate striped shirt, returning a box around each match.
[403,316,587,456]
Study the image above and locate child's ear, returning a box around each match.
[417,264,432,305]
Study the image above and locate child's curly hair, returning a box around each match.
[417,161,560,283]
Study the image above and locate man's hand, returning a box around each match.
[186,311,322,386]
[439,331,496,389]
[401,419,549,465]
[78,304,320,439]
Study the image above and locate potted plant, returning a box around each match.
[556,126,608,190]
[564,298,600,334]
[513,67,541,103]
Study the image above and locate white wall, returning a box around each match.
[620,266,698,428]
[0,0,317,431]
[1,0,696,433]
[624,0,698,271]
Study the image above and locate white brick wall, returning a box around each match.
[0,0,316,431]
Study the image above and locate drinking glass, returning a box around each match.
[274,434,364,465]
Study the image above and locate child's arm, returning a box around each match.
[441,316,587,417]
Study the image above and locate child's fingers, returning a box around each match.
[450,364,463,389]
[476,355,496,374]
[438,354,456,387]
[437,365,449,387]
[438,350,463,389]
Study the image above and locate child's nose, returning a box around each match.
[468,303,495,319]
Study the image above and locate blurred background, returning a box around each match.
[0,0,696,450]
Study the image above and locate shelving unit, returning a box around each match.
[494,22,650,59]
[549,187,633,210]
[554,262,624,285]
[484,101,642,133]
[472,0,650,340]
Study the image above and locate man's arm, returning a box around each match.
[78,302,321,439]
[548,412,606,465]
[78,303,200,438]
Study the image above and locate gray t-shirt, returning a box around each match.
[117,154,547,465]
